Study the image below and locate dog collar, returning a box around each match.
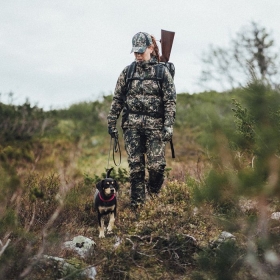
[99,192,115,202]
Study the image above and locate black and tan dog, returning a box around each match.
[94,168,119,238]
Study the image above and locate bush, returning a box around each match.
[0,101,56,142]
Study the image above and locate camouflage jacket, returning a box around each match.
[107,56,176,130]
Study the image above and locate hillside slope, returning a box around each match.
[1,87,280,279]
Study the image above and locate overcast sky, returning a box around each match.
[1,0,280,110]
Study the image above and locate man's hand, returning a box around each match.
[162,126,173,142]
[108,127,118,138]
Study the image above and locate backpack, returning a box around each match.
[124,61,176,159]
[125,61,175,91]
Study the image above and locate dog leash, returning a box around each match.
[107,135,121,169]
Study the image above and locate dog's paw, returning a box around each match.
[107,224,114,234]
[99,229,105,238]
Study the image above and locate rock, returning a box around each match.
[210,231,236,248]
[113,236,122,249]
[43,255,76,276]
[83,266,97,279]
[239,198,258,213]
[271,212,280,220]
[42,255,97,279]
[63,235,96,258]
[217,231,236,241]
[264,250,280,266]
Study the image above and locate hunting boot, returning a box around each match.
[130,171,146,209]
[147,169,164,196]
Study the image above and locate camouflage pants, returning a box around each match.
[123,128,166,206]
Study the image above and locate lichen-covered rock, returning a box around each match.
[63,235,96,258]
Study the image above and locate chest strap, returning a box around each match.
[127,110,163,118]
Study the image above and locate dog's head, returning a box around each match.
[96,178,119,197]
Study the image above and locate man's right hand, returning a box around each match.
[108,127,118,138]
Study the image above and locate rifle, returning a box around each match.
[160,29,175,63]
[160,29,176,159]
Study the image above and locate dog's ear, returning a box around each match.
[96,180,103,191]
[114,180,119,191]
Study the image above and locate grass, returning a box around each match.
[0,130,223,279]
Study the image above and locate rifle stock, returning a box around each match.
[160,29,175,62]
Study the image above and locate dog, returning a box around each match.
[94,168,119,238]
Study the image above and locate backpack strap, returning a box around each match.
[155,63,165,91]
[125,61,136,91]
[122,61,136,108]
[155,63,165,80]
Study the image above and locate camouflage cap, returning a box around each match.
[131,32,153,53]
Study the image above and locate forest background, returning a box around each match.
[1,22,280,279]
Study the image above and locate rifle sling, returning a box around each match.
[170,138,175,159]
